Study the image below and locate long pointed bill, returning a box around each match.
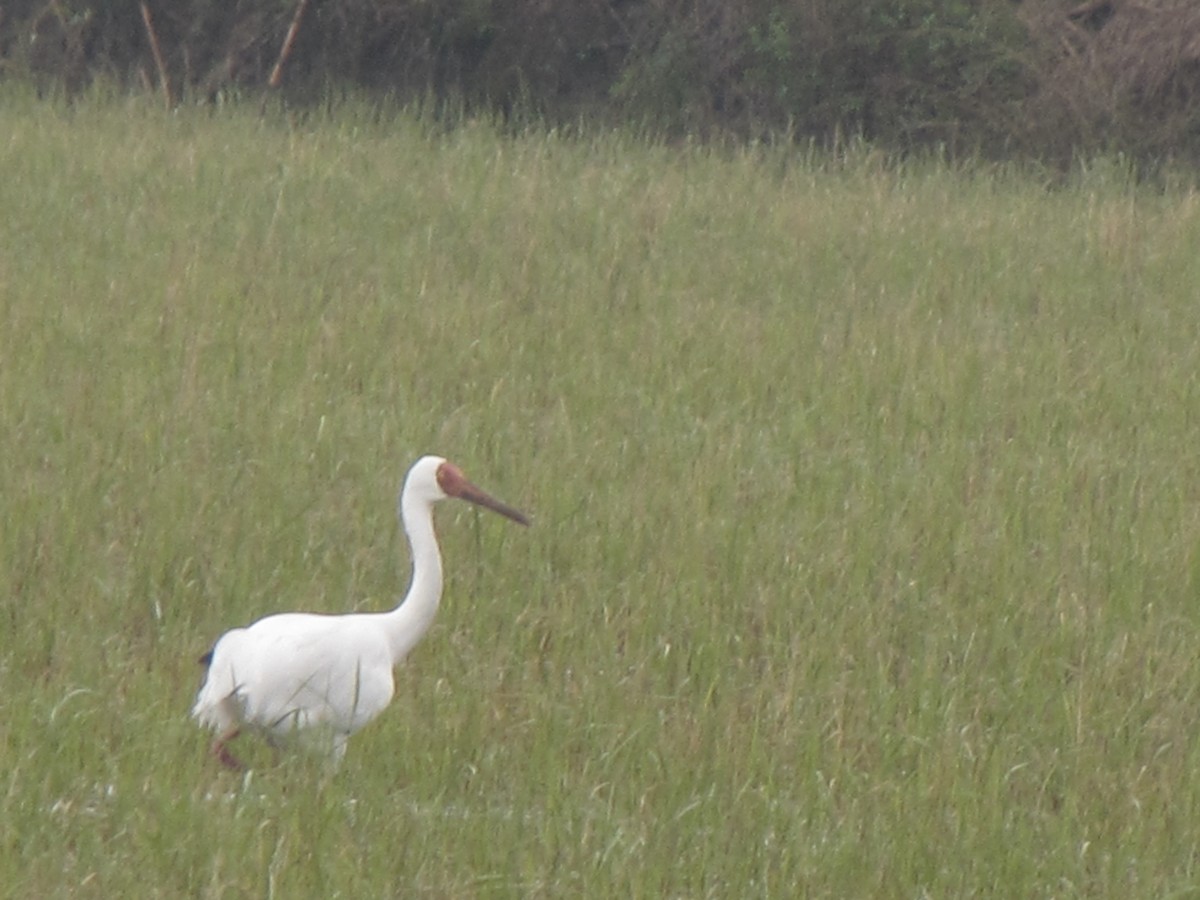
[438,463,531,526]
[457,481,531,526]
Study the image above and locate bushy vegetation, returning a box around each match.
[3,94,1200,896]
[4,0,1200,163]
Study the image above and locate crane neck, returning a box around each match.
[382,489,444,664]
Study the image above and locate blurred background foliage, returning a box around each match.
[3,0,1199,164]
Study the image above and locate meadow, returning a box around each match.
[2,92,1200,897]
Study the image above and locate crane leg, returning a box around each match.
[211,726,245,771]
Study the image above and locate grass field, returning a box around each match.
[3,92,1200,897]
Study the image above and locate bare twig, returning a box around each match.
[139,1,174,108]
[268,0,310,89]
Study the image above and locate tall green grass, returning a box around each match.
[3,93,1200,896]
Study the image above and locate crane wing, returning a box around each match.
[193,613,396,742]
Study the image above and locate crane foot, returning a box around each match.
[211,728,245,771]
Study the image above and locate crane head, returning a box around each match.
[434,459,531,526]
[402,455,530,526]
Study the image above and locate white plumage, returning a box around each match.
[192,455,529,769]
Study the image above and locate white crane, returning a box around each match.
[191,455,529,770]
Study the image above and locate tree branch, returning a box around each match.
[139,2,174,108]
[268,0,310,90]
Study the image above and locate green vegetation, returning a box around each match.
[3,95,1200,896]
[8,1,1200,163]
